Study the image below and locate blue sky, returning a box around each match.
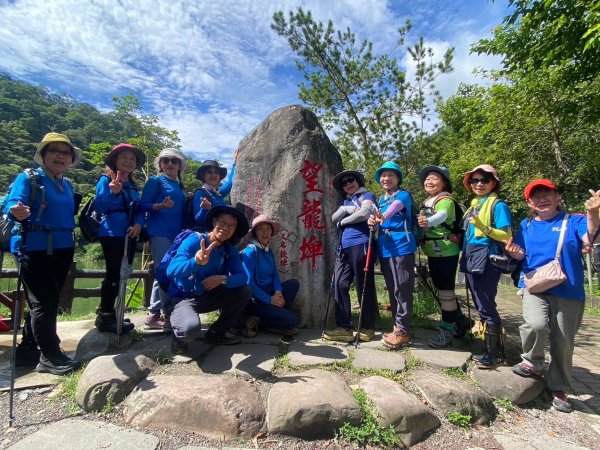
[0,0,508,167]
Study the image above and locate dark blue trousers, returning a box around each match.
[246,279,300,329]
[466,260,502,326]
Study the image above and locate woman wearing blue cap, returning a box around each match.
[368,161,416,349]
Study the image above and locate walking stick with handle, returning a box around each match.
[354,227,375,349]
[322,231,342,340]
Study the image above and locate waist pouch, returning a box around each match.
[460,244,488,274]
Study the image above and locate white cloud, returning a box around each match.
[0,0,507,156]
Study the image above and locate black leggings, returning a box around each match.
[99,236,136,314]
[20,248,74,356]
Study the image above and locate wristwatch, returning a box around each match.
[221,275,227,285]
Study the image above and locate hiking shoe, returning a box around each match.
[323,327,354,343]
[356,329,375,342]
[512,362,543,378]
[204,328,241,345]
[552,391,573,413]
[244,316,260,337]
[95,312,135,334]
[170,337,188,355]
[15,342,41,367]
[267,326,299,336]
[429,328,453,348]
[452,316,475,339]
[476,352,504,370]
[382,329,410,349]
[382,326,399,340]
[36,351,81,376]
[143,313,165,330]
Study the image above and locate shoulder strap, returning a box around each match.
[555,214,569,260]
[24,169,45,222]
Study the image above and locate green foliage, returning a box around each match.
[155,348,173,365]
[337,388,400,448]
[442,367,468,381]
[494,396,516,411]
[403,349,422,371]
[585,305,600,317]
[52,365,86,416]
[447,411,472,429]
[272,7,453,188]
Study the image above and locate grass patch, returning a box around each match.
[493,396,516,411]
[57,311,97,322]
[403,349,422,371]
[337,388,400,448]
[585,305,600,318]
[51,365,86,416]
[447,411,471,430]
[155,347,173,365]
[442,367,468,381]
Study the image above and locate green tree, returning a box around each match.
[272,7,453,182]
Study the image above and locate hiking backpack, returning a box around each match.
[155,229,202,292]
[430,195,467,248]
[387,190,424,245]
[0,169,48,248]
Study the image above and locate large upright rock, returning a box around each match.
[231,105,344,327]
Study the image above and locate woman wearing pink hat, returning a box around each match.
[93,143,146,334]
[240,215,299,336]
[461,164,514,369]
[504,180,600,412]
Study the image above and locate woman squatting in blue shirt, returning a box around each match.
[93,143,146,334]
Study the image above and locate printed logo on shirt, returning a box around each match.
[552,226,561,232]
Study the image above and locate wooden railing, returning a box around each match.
[0,261,154,330]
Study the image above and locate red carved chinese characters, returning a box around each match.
[299,236,324,270]
[279,229,289,271]
[299,160,324,194]
[298,199,326,231]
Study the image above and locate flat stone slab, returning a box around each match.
[494,432,592,450]
[294,328,324,343]
[413,372,497,425]
[360,376,440,446]
[74,328,134,362]
[201,343,277,379]
[352,347,406,372]
[410,347,472,370]
[287,342,348,366]
[123,374,264,439]
[470,365,545,405]
[267,369,361,439]
[0,363,60,391]
[5,418,159,449]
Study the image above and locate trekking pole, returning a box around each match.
[9,230,26,427]
[355,227,375,348]
[322,231,342,340]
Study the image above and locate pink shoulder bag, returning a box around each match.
[523,214,569,294]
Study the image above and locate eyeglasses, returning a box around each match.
[215,219,236,230]
[46,148,73,157]
[341,176,356,186]
[161,157,180,165]
[469,177,491,185]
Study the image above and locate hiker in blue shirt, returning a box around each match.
[505,179,600,413]
[167,205,251,354]
[368,161,416,350]
[460,164,514,369]
[93,143,146,335]
[5,133,83,375]
[240,215,300,337]
[192,149,238,230]
[139,148,187,331]
[324,170,377,344]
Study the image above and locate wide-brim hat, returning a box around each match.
[250,214,282,236]
[374,161,403,185]
[153,148,186,173]
[332,170,365,193]
[206,205,249,241]
[196,160,227,181]
[419,165,453,193]
[104,143,147,170]
[463,164,502,192]
[34,132,83,166]
[524,179,558,200]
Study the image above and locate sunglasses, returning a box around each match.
[341,176,356,186]
[161,157,180,165]
[469,177,491,185]
[46,147,73,157]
